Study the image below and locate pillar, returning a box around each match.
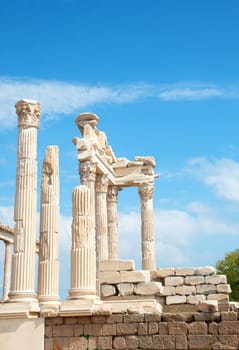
[9,99,40,302]
[3,242,11,300]
[107,186,119,259]
[68,185,96,299]
[38,146,59,305]
[95,174,108,268]
[138,182,156,271]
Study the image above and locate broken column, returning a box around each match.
[95,174,109,267]
[107,186,119,259]
[9,99,40,302]
[68,185,97,299]
[38,146,60,307]
[138,182,156,271]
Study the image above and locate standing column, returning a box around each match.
[9,99,40,302]
[95,174,108,267]
[107,186,119,260]
[138,182,156,271]
[68,186,96,299]
[38,146,59,306]
[3,242,11,300]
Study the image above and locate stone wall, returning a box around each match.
[45,310,239,350]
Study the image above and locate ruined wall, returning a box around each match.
[45,311,239,350]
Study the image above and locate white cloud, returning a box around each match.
[187,157,239,202]
[159,88,224,101]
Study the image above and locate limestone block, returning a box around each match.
[188,335,217,349]
[113,336,126,349]
[185,275,205,285]
[187,294,206,305]
[176,285,196,295]
[221,311,237,321]
[195,266,216,276]
[188,321,207,335]
[101,284,117,297]
[99,260,120,271]
[217,284,231,294]
[197,300,218,313]
[168,322,187,335]
[196,284,217,294]
[207,294,229,302]
[119,260,135,271]
[120,270,150,283]
[117,283,134,296]
[134,282,164,296]
[155,268,175,278]
[100,271,120,284]
[218,321,239,335]
[166,295,187,305]
[175,267,195,276]
[164,276,184,286]
[126,335,139,349]
[162,286,176,296]
[205,274,227,285]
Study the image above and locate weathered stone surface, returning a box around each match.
[106,314,123,323]
[155,268,175,278]
[165,276,184,286]
[197,300,218,313]
[208,322,218,334]
[101,284,117,297]
[102,324,116,336]
[120,270,150,283]
[175,334,187,350]
[176,285,196,295]
[148,322,158,335]
[53,325,74,337]
[162,313,194,322]
[99,260,120,271]
[83,324,103,336]
[152,335,175,349]
[184,275,205,285]
[175,267,195,276]
[168,322,187,335]
[162,286,176,296]
[205,274,227,285]
[97,336,112,350]
[117,323,138,335]
[218,321,239,334]
[207,294,229,302]
[221,311,237,321]
[158,322,168,334]
[100,271,120,284]
[196,284,217,294]
[139,335,154,349]
[126,335,139,349]
[195,266,216,276]
[138,322,148,335]
[120,260,135,271]
[134,282,164,296]
[187,294,206,304]
[113,336,126,349]
[188,335,217,349]
[166,295,187,305]
[218,335,239,348]
[217,284,232,294]
[117,283,134,296]
[124,314,144,323]
[188,321,207,335]
[145,313,161,322]
[69,337,87,350]
[194,312,220,322]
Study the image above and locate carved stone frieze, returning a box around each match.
[15,99,40,128]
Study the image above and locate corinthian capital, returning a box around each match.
[138,183,154,201]
[79,161,97,183]
[15,99,41,128]
[107,186,119,202]
[95,174,108,193]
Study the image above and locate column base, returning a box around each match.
[68,288,97,300]
[8,291,38,303]
[0,301,40,319]
[39,300,60,317]
[60,296,103,317]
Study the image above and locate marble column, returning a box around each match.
[95,174,108,267]
[107,186,119,260]
[138,182,156,271]
[38,146,59,305]
[9,99,40,302]
[68,185,96,299]
[3,242,11,300]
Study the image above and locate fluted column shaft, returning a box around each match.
[138,182,156,271]
[38,146,59,303]
[69,185,96,298]
[9,99,40,302]
[107,186,119,260]
[3,242,11,300]
[95,175,108,270]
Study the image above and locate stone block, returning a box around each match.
[217,284,232,294]
[53,338,69,349]
[45,317,63,326]
[188,321,207,335]
[91,315,106,324]
[113,336,127,349]
[165,276,184,286]
[64,317,78,325]
[168,322,187,334]
[166,295,187,305]
[106,314,123,323]
[99,271,120,284]
[158,322,168,334]
[148,322,158,334]
[44,338,53,350]
[88,337,97,350]
[196,300,218,313]
[134,282,164,296]
[99,260,120,271]
[176,285,196,295]
[221,311,238,321]
[83,324,103,336]
[120,260,135,271]
[218,335,239,348]
[188,335,217,349]
[124,313,145,323]
[207,294,229,302]
[126,335,139,349]
[117,323,138,335]
[196,284,217,294]
[97,336,112,350]
[218,321,239,334]
[187,294,206,304]
[162,312,193,322]
[77,316,91,324]
[152,335,175,349]
[101,284,117,297]
[155,268,175,278]
[139,335,154,349]
[194,312,220,322]
[69,337,87,350]
[138,322,148,335]
[205,274,227,285]
[52,325,74,337]
[195,266,216,275]
[208,322,218,334]
[120,270,150,283]
[117,283,134,296]
[175,267,195,276]
[145,312,161,322]
[102,324,116,336]
[162,286,176,296]
[175,335,187,350]
[45,326,52,338]
[73,324,84,336]
[184,275,205,285]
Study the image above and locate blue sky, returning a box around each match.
[1,0,239,298]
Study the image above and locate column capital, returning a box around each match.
[80,161,97,183]
[95,174,108,193]
[107,186,119,202]
[15,99,41,128]
[138,182,154,201]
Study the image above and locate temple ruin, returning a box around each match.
[0,99,237,350]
